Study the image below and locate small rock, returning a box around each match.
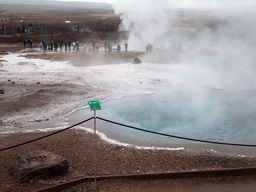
[37,82,40,84]
[133,57,142,64]
[10,151,69,181]
[0,89,4,94]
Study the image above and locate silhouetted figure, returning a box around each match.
[96,43,99,52]
[146,44,150,52]
[75,41,79,51]
[150,44,153,52]
[48,41,51,50]
[43,40,47,50]
[50,40,53,50]
[104,42,107,52]
[93,42,96,52]
[54,41,58,51]
[59,39,63,51]
[108,43,112,52]
[117,44,121,52]
[72,42,76,50]
[23,39,27,47]
[28,39,33,48]
[146,44,153,52]
[125,43,128,52]
[68,42,71,50]
[65,42,68,51]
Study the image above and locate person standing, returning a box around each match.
[108,43,112,52]
[68,41,71,50]
[125,42,128,52]
[117,44,121,52]
[64,42,68,52]
[96,43,99,52]
[146,44,150,52]
[23,39,27,47]
[50,40,53,50]
[59,39,63,51]
[76,41,79,51]
[104,42,107,52]
[29,39,33,48]
[54,41,58,51]
[93,42,96,52]
[72,42,76,50]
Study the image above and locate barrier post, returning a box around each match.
[88,101,101,191]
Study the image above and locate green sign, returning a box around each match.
[88,100,101,111]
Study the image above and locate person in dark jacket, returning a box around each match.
[125,42,128,52]
[117,44,121,52]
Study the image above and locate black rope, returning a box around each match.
[2,115,255,151]
[97,117,256,147]
[0,117,94,152]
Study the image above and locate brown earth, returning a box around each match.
[0,83,96,121]
[0,43,25,53]
[21,51,146,66]
[0,44,256,191]
[1,129,256,192]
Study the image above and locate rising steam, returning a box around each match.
[109,0,256,143]
[114,0,256,90]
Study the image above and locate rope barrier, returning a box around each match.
[1,115,256,152]
[0,117,94,152]
[97,117,256,147]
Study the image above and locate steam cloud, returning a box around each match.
[111,0,256,142]
[114,0,256,89]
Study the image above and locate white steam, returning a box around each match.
[114,0,172,50]
[109,0,256,144]
[168,0,256,12]
[114,0,256,90]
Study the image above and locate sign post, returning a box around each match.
[88,101,101,191]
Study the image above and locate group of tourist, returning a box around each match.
[39,40,128,53]
[95,42,128,53]
[23,39,133,53]
[23,39,33,48]
[40,40,79,51]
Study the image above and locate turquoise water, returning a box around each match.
[69,89,256,145]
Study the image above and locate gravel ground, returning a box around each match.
[0,129,256,192]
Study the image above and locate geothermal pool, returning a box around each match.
[68,90,256,147]
[1,50,256,156]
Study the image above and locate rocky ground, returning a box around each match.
[1,129,256,192]
[0,44,256,192]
